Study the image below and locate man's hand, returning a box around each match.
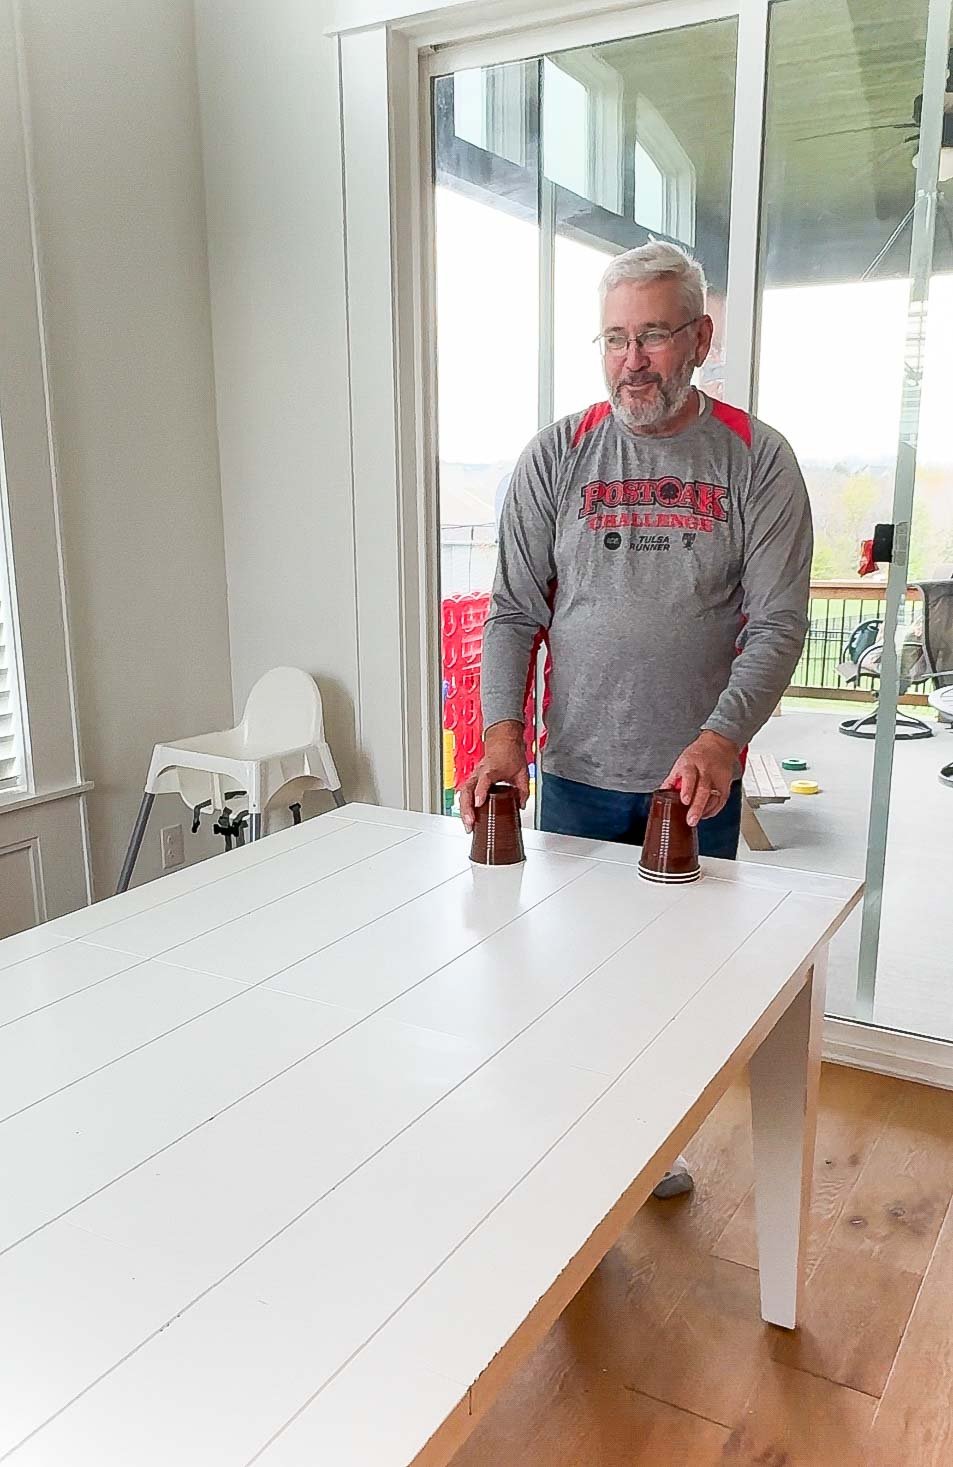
[663,730,739,828]
[459,721,529,833]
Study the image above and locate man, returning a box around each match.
[460,240,812,1198]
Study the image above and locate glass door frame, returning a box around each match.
[423,0,762,828]
[853,0,953,1019]
[424,0,765,410]
[327,0,763,823]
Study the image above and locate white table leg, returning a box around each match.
[749,948,827,1329]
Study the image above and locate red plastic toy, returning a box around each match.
[441,592,549,789]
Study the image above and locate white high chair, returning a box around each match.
[117,667,345,893]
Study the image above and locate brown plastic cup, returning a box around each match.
[638,788,700,884]
[470,783,525,866]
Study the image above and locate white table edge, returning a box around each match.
[399,933,834,1467]
[337,803,864,900]
[4,806,860,1467]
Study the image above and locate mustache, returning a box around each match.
[616,372,662,388]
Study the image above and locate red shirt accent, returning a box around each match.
[708,400,755,773]
[734,616,749,774]
[571,401,612,447]
[710,398,753,447]
[523,579,557,720]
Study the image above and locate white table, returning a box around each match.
[0,805,861,1466]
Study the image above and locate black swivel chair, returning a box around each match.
[838,580,953,741]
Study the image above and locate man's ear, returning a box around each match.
[695,314,715,366]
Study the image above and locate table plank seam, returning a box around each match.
[0,1004,373,1260]
[340,807,862,899]
[1,856,601,1261]
[44,816,356,945]
[0,971,250,1130]
[0,839,465,1096]
[1,839,862,1467]
[0,935,72,975]
[3,881,787,1455]
[240,899,836,1457]
[0,861,598,1254]
[0,951,157,1033]
[260,872,595,1007]
[0,844,481,1132]
[365,888,794,1086]
[72,826,421,961]
[146,849,591,979]
[1,825,468,1038]
[1,879,706,1450]
[0,795,864,1467]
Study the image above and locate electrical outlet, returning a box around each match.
[161,823,185,870]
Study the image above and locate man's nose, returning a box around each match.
[623,337,651,368]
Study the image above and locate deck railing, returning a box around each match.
[439,530,929,707]
[788,580,924,704]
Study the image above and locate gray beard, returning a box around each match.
[610,358,696,431]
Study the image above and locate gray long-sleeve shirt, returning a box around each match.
[481,394,812,792]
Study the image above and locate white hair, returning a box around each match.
[599,240,707,319]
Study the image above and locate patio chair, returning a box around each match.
[929,677,953,786]
[838,581,953,740]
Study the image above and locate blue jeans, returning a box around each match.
[540,773,743,860]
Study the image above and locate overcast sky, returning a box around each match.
[435,187,953,478]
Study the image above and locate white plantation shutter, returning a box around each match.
[1,4,81,820]
[0,541,23,792]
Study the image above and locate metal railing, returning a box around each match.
[439,542,929,707]
[789,580,924,704]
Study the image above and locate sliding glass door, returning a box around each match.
[751,0,953,1041]
[432,12,739,820]
[427,0,953,1049]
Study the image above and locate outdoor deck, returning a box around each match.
[748,702,953,1040]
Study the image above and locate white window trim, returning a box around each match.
[450,62,530,165]
[329,0,731,51]
[485,59,529,165]
[0,0,86,805]
[546,48,625,213]
[824,1018,953,1093]
[419,0,738,72]
[0,451,28,792]
[633,92,697,244]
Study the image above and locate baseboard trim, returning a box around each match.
[824,1017,953,1090]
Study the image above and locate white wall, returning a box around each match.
[326,0,629,38]
[195,0,365,805]
[18,0,234,896]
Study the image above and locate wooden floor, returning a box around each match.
[451,1064,953,1466]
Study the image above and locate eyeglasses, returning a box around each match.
[594,318,702,356]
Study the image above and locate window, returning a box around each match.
[633,95,696,245]
[543,59,590,196]
[544,51,624,212]
[755,0,953,1041]
[0,2,81,814]
[451,63,529,167]
[452,69,486,150]
[0,472,25,793]
[432,19,736,822]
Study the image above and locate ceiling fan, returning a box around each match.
[797,46,953,183]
